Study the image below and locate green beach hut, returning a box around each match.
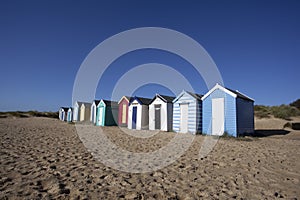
[96,100,118,126]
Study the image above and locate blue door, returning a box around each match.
[132,107,137,129]
[67,112,71,121]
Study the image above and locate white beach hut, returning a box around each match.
[149,94,175,131]
[79,102,92,122]
[73,101,81,122]
[59,107,68,121]
[128,96,152,130]
[90,100,100,124]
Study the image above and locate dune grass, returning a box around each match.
[255,104,300,120]
[0,111,58,119]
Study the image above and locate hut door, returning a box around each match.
[91,107,95,122]
[98,107,104,126]
[93,107,96,123]
[155,105,161,129]
[212,98,224,135]
[180,104,188,133]
[60,111,64,121]
[122,104,127,124]
[73,107,77,121]
[132,107,137,129]
[80,107,84,121]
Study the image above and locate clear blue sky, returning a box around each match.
[0,0,299,111]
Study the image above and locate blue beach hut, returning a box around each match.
[67,108,73,122]
[172,91,203,134]
[201,84,254,137]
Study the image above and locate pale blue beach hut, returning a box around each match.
[201,84,254,137]
[172,91,203,134]
[67,108,73,122]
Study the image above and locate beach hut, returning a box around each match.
[128,96,152,130]
[149,94,175,131]
[96,100,118,126]
[79,102,92,122]
[172,91,203,134]
[59,107,68,121]
[90,100,100,124]
[201,83,254,137]
[118,96,133,127]
[72,101,82,121]
[67,107,73,122]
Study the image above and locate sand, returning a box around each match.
[1,117,300,199]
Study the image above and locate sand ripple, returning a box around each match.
[0,117,300,199]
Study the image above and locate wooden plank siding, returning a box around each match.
[202,84,254,137]
[172,91,202,134]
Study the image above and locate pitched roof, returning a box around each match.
[60,107,69,112]
[226,88,254,102]
[102,100,118,107]
[93,100,101,105]
[130,96,152,105]
[186,91,203,101]
[75,101,91,107]
[201,83,254,102]
[159,94,176,103]
[75,101,82,107]
[137,97,152,105]
[173,90,203,103]
[150,94,176,104]
[118,96,134,104]
[125,96,134,101]
[81,102,92,107]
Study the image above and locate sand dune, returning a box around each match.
[255,116,300,130]
[1,117,300,199]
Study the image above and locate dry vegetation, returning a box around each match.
[0,111,58,119]
[254,99,300,120]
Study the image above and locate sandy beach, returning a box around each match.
[1,117,300,199]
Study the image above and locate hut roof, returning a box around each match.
[186,92,203,101]
[150,94,176,104]
[130,96,152,105]
[93,100,101,106]
[118,96,134,104]
[102,100,118,107]
[137,97,152,105]
[173,90,203,103]
[225,88,254,102]
[201,83,254,102]
[60,107,69,112]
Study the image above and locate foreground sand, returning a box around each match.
[0,117,300,199]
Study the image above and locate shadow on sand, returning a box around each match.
[254,129,290,137]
